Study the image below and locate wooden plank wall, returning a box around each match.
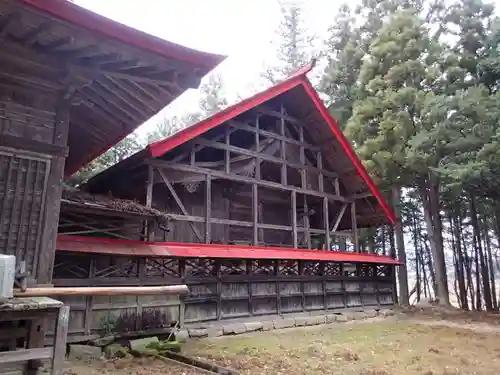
[52,252,394,342]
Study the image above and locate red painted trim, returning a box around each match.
[56,235,401,265]
[299,80,397,225]
[16,0,226,68]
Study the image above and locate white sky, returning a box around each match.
[74,0,341,135]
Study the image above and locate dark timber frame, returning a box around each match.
[55,66,398,341]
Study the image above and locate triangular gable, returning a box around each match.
[143,63,395,226]
[85,62,395,226]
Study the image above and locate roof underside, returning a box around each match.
[57,235,400,265]
[2,0,225,175]
[85,68,395,228]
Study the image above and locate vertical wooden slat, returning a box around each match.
[14,159,32,258]
[303,196,310,249]
[255,116,261,179]
[275,260,281,315]
[317,151,324,193]
[84,259,95,335]
[246,260,253,316]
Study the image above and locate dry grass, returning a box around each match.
[67,358,206,375]
[182,320,500,375]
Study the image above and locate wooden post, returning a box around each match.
[351,201,359,252]
[255,116,261,179]
[51,306,70,375]
[280,103,287,185]
[205,175,212,244]
[291,191,298,248]
[317,151,324,193]
[303,195,310,249]
[252,184,259,246]
[145,166,154,241]
[224,125,230,174]
[323,197,330,250]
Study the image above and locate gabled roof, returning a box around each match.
[86,62,395,226]
[9,0,225,175]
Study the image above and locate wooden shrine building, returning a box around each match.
[0,0,224,369]
[53,62,400,341]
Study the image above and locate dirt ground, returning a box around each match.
[67,310,500,375]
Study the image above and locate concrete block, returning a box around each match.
[294,316,308,327]
[336,314,348,322]
[262,320,274,331]
[273,318,295,329]
[69,344,102,362]
[365,309,378,318]
[353,311,367,320]
[207,325,224,337]
[244,321,263,332]
[325,314,337,323]
[222,323,246,335]
[312,315,326,325]
[174,329,189,342]
[188,328,208,338]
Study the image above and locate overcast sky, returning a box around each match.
[74,0,341,134]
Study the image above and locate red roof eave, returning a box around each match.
[17,0,226,69]
[57,235,401,265]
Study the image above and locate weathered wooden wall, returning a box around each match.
[0,91,69,285]
[52,252,394,342]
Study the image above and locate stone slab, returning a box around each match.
[244,321,263,332]
[273,318,295,329]
[222,323,246,335]
[68,344,102,362]
[188,328,208,338]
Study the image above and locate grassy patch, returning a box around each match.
[184,321,500,375]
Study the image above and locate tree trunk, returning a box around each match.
[482,217,497,310]
[392,187,409,305]
[470,194,493,311]
[451,210,468,310]
[388,225,398,305]
[419,178,449,305]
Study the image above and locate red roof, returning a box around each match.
[17,0,225,68]
[85,61,395,226]
[57,235,400,265]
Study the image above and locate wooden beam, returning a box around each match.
[148,159,348,203]
[0,135,68,157]
[194,137,339,179]
[255,116,261,179]
[280,103,287,186]
[255,107,301,125]
[14,285,189,297]
[224,125,231,174]
[157,169,203,242]
[229,120,321,152]
[331,204,348,233]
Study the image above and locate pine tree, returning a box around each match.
[262,1,315,84]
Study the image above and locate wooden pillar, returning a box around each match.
[145,166,155,241]
[37,89,73,285]
[224,125,230,174]
[291,191,298,248]
[351,201,359,252]
[317,151,324,193]
[205,175,212,244]
[323,197,330,250]
[252,184,258,246]
[280,103,287,185]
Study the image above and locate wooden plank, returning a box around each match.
[255,116,261,180]
[0,348,53,364]
[148,159,347,203]
[0,135,68,157]
[15,285,189,297]
[51,306,70,375]
[224,125,231,174]
[157,169,203,242]
[317,151,324,193]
